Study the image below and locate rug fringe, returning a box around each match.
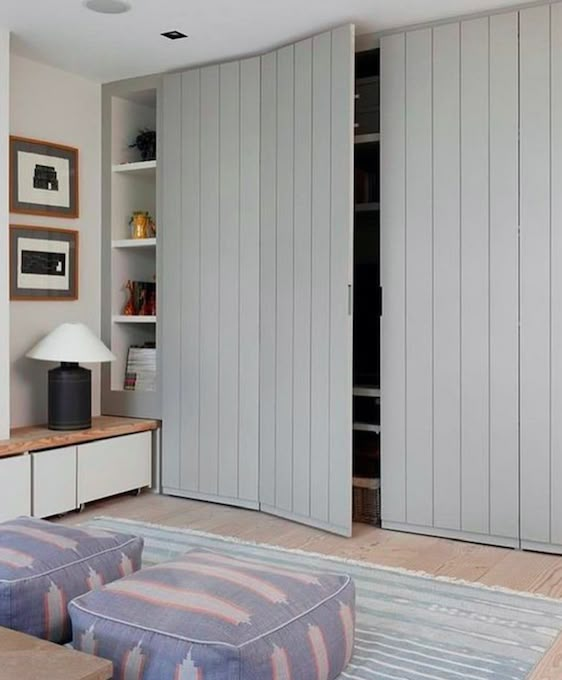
[91,515,562,604]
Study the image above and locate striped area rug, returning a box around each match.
[85,517,562,680]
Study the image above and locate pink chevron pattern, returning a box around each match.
[121,643,146,680]
[44,581,67,642]
[271,645,292,680]
[0,547,34,568]
[175,652,203,680]
[157,561,288,603]
[1,525,77,551]
[308,625,330,680]
[189,552,321,585]
[338,602,354,665]
[87,567,104,590]
[119,553,135,577]
[79,625,99,656]
[108,579,251,625]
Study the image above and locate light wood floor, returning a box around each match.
[58,492,562,679]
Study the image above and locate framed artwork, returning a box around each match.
[10,136,79,218]
[10,225,79,301]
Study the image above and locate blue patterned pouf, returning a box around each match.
[0,516,143,643]
[69,548,355,680]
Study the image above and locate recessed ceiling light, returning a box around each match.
[161,30,188,40]
[83,0,131,14]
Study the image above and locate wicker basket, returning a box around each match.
[352,476,381,525]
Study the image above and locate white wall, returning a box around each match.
[0,31,9,439]
[10,55,101,428]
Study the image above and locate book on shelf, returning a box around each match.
[124,343,156,392]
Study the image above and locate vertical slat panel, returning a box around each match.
[460,17,490,535]
[238,57,260,504]
[166,60,259,508]
[329,24,354,532]
[405,29,433,527]
[489,12,519,539]
[292,39,313,518]
[380,33,407,524]
[310,32,332,523]
[551,4,562,546]
[259,51,278,508]
[432,23,461,530]
[520,5,551,544]
[180,70,201,492]
[198,65,220,496]
[275,45,295,513]
[161,73,182,489]
[218,61,241,499]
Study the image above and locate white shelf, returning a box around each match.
[112,315,156,324]
[355,203,380,213]
[112,160,157,175]
[355,133,380,144]
[353,422,381,434]
[353,386,381,398]
[112,238,156,249]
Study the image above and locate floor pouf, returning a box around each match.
[0,516,143,643]
[69,548,355,680]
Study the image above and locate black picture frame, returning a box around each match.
[10,136,79,219]
[10,225,79,301]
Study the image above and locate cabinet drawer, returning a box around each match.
[77,431,152,504]
[0,456,31,521]
[32,447,77,518]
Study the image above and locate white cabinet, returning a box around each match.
[32,447,77,518]
[0,456,31,521]
[381,13,520,547]
[77,431,151,505]
[161,25,355,536]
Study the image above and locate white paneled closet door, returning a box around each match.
[381,13,519,546]
[161,58,261,509]
[259,25,355,536]
[520,3,562,553]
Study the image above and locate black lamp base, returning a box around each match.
[48,362,92,431]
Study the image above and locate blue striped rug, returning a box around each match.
[85,517,562,680]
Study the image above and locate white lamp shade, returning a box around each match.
[26,323,116,363]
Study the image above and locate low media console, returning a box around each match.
[0,416,159,521]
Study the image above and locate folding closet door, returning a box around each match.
[520,4,562,553]
[161,58,261,508]
[381,14,519,546]
[259,25,355,536]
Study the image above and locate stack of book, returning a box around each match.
[124,343,156,391]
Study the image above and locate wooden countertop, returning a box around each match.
[0,625,112,680]
[0,416,159,459]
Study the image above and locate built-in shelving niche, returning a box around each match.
[101,78,161,419]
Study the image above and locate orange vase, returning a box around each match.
[123,280,136,315]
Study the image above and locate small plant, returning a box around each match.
[129,128,156,162]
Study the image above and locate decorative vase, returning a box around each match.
[130,212,151,240]
[123,280,136,315]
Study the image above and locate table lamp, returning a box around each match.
[26,323,116,431]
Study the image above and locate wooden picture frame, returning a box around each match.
[10,225,79,301]
[10,136,79,219]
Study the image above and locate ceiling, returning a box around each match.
[0,0,538,83]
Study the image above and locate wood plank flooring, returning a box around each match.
[57,492,562,679]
